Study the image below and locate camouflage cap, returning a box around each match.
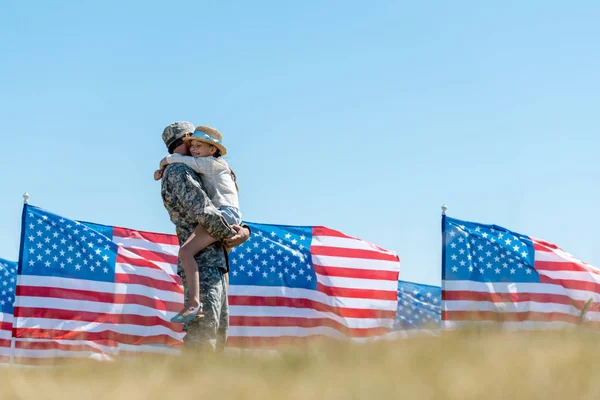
[162,121,195,149]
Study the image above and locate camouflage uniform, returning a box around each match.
[160,121,236,352]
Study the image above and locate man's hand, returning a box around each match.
[225,225,250,247]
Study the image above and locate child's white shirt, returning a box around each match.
[166,154,240,210]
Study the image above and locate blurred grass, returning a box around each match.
[4,329,600,399]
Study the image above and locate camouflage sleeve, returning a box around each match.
[164,164,235,241]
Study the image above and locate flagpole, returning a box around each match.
[441,205,447,303]
[14,192,30,365]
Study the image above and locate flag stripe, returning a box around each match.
[14,308,181,330]
[315,273,398,291]
[539,275,600,293]
[313,264,397,280]
[17,276,183,303]
[15,296,181,316]
[229,296,397,319]
[229,285,397,311]
[229,306,394,328]
[115,263,181,284]
[311,246,399,262]
[14,327,181,346]
[535,260,600,274]
[114,273,184,294]
[116,253,178,278]
[113,227,178,246]
[312,227,353,239]
[14,317,182,339]
[114,237,179,258]
[443,290,588,308]
[444,279,600,301]
[312,236,391,252]
[444,300,583,316]
[119,247,178,265]
[15,339,117,351]
[229,318,389,338]
[311,255,399,272]
[317,283,398,301]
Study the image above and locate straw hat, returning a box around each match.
[184,126,227,156]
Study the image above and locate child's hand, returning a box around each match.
[159,157,169,169]
[154,169,164,181]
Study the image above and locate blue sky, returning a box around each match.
[1,1,598,286]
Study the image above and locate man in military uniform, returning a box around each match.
[160,121,250,352]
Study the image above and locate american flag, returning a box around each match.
[14,204,184,365]
[442,215,600,329]
[227,223,400,348]
[0,258,17,364]
[394,280,441,330]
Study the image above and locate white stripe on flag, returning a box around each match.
[311,255,400,272]
[315,273,398,291]
[114,237,179,256]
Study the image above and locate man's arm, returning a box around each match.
[163,164,235,241]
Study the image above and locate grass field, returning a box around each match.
[3,329,600,400]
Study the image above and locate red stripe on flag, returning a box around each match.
[14,307,182,331]
[313,264,398,280]
[229,295,396,319]
[113,227,178,246]
[116,253,169,272]
[317,283,398,301]
[539,276,600,293]
[13,328,182,346]
[535,260,600,275]
[532,239,563,252]
[0,338,11,348]
[312,227,352,239]
[313,227,395,254]
[0,322,11,331]
[16,286,182,313]
[311,246,398,261]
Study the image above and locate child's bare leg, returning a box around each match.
[178,225,218,319]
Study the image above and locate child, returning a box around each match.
[155,126,241,324]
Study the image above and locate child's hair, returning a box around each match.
[214,148,239,192]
